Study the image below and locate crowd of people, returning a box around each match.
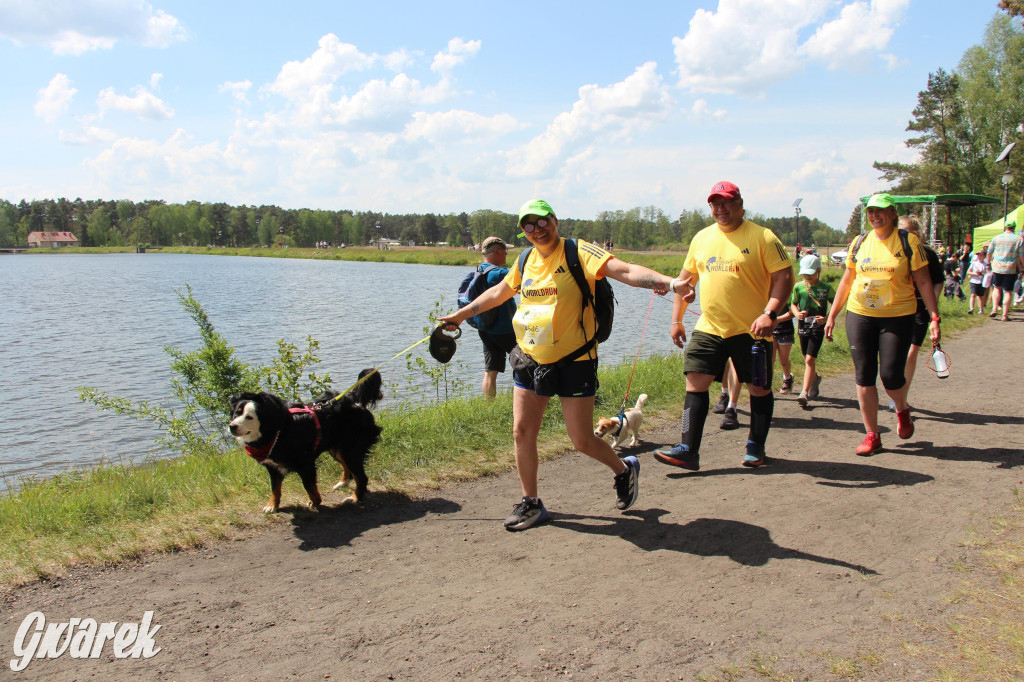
[437,188,1024,532]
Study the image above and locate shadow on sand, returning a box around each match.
[550,510,878,574]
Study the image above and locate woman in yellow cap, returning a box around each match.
[439,198,681,531]
[824,194,941,455]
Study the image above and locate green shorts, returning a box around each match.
[683,330,773,386]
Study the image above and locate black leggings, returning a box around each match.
[845,311,915,389]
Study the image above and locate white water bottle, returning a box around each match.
[932,344,949,379]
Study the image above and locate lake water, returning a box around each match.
[1,253,695,484]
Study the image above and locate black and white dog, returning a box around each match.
[229,369,383,513]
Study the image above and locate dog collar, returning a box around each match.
[245,431,280,463]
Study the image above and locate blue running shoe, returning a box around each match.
[614,456,640,510]
[742,439,766,467]
[654,444,700,471]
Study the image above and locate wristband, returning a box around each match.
[931,316,940,323]
[670,278,680,293]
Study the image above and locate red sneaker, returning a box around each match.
[896,407,914,439]
[856,432,882,456]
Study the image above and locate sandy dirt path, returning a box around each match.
[3,318,1022,680]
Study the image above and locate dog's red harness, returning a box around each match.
[289,406,322,452]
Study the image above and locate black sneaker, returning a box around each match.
[720,407,740,430]
[504,497,549,531]
[614,456,640,510]
[780,375,794,394]
[711,392,729,414]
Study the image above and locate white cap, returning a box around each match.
[799,254,821,275]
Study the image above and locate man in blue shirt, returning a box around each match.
[477,236,518,397]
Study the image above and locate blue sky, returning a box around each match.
[0,0,1000,230]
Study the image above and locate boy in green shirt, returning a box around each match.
[791,254,835,407]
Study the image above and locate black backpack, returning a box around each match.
[517,239,615,361]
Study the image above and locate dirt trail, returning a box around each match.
[3,319,1023,680]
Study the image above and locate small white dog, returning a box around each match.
[594,394,648,449]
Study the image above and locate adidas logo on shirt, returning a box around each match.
[555,266,566,274]
[742,248,750,254]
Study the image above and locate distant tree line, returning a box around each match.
[0,196,846,251]
[871,8,1024,245]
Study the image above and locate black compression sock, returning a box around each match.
[681,390,710,454]
[748,392,775,446]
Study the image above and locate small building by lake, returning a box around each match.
[27,231,79,248]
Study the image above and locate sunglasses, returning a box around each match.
[520,217,549,234]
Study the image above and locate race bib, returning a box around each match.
[513,304,555,347]
[853,276,892,309]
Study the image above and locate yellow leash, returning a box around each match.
[331,332,434,402]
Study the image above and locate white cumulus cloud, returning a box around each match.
[431,37,481,74]
[265,33,382,99]
[35,73,77,123]
[802,0,910,69]
[673,0,908,95]
[219,80,253,105]
[403,110,522,143]
[0,0,185,55]
[97,86,174,120]
[507,62,674,177]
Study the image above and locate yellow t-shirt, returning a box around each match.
[504,238,612,365]
[684,220,792,338]
[844,230,926,317]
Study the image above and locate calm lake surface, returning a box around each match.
[1,253,695,484]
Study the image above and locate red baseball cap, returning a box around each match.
[707,181,741,203]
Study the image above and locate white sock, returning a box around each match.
[727,401,737,410]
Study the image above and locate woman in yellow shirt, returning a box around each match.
[824,194,941,455]
[439,199,678,531]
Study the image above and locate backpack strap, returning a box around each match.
[850,229,914,281]
[516,239,597,367]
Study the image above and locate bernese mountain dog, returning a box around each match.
[229,369,383,513]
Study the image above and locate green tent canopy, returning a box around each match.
[859,193,1002,245]
[972,203,1023,248]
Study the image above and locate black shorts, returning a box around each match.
[513,358,598,398]
[798,330,825,358]
[845,311,915,389]
[479,331,516,372]
[683,330,773,387]
[969,282,986,297]
[992,272,1018,291]
[772,320,795,345]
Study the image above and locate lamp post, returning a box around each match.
[996,142,1016,227]
[792,198,803,250]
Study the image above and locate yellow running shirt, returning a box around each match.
[504,238,612,365]
[844,230,926,317]
[684,220,792,339]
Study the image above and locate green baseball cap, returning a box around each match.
[865,193,896,209]
[518,199,555,226]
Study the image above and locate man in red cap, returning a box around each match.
[656,181,794,470]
